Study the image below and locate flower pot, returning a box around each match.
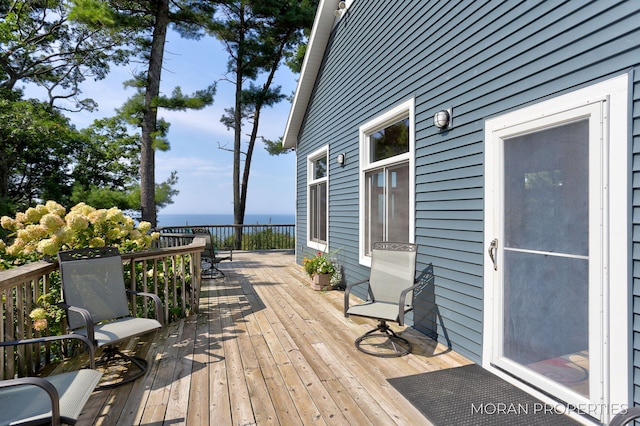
[311,273,331,291]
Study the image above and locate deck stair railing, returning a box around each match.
[0,236,206,380]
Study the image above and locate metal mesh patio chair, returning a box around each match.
[609,407,640,426]
[344,241,419,357]
[58,247,164,389]
[192,228,232,278]
[0,334,102,425]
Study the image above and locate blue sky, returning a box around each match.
[58,30,298,215]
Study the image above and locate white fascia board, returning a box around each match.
[282,0,340,149]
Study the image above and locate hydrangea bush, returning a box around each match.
[0,201,167,339]
[0,201,159,269]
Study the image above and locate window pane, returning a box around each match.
[503,250,589,397]
[317,182,327,242]
[369,118,409,162]
[387,163,410,241]
[310,185,318,240]
[310,182,327,244]
[504,120,588,255]
[313,156,327,179]
[364,163,409,254]
[365,169,385,255]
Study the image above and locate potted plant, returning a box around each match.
[302,250,340,291]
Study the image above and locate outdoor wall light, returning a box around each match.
[337,153,346,165]
[433,108,453,130]
[334,1,347,17]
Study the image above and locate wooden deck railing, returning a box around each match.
[0,237,205,379]
[156,223,295,250]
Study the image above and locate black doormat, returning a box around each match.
[388,364,582,425]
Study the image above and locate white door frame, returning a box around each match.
[482,74,630,424]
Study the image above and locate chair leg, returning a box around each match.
[354,320,412,357]
[210,263,226,278]
[201,258,225,278]
[95,346,148,389]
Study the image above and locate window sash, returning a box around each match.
[309,181,327,244]
[369,117,410,163]
[359,98,415,265]
[313,156,327,180]
[364,162,409,256]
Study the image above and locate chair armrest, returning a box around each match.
[127,290,165,325]
[610,407,640,426]
[0,334,96,369]
[344,279,370,317]
[0,377,61,426]
[59,303,96,348]
[397,282,422,326]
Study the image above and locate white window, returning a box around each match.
[307,146,328,251]
[359,99,415,265]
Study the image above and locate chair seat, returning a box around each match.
[0,369,103,425]
[347,301,411,322]
[73,317,162,347]
[213,254,231,263]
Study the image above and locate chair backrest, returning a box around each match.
[369,242,418,305]
[192,228,215,258]
[58,247,131,330]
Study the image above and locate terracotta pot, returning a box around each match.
[311,273,331,291]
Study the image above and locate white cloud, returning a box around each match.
[156,155,231,180]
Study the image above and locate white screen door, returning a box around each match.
[488,102,606,416]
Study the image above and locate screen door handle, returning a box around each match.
[488,238,498,271]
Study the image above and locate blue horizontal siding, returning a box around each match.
[294,0,640,375]
[632,61,640,405]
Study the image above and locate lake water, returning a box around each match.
[157,213,295,227]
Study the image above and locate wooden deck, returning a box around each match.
[74,250,472,425]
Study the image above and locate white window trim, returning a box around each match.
[359,98,416,266]
[307,145,329,252]
[482,74,630,423]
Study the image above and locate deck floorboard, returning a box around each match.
[72,251,471,425]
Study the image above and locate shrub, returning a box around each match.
[0,201,159,269]
[0,200,163,330]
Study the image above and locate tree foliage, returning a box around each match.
[69,0,217,227]
[0,0,318,229]
[0,89,81,215]
[70,114,182,214]
[69,115,140,210]
[0,0,133,111]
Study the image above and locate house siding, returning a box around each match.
[294,0,640,387]
[633,71,640,407]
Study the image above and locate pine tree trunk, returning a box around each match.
[140,0,169,228]
[232,5,246,250]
